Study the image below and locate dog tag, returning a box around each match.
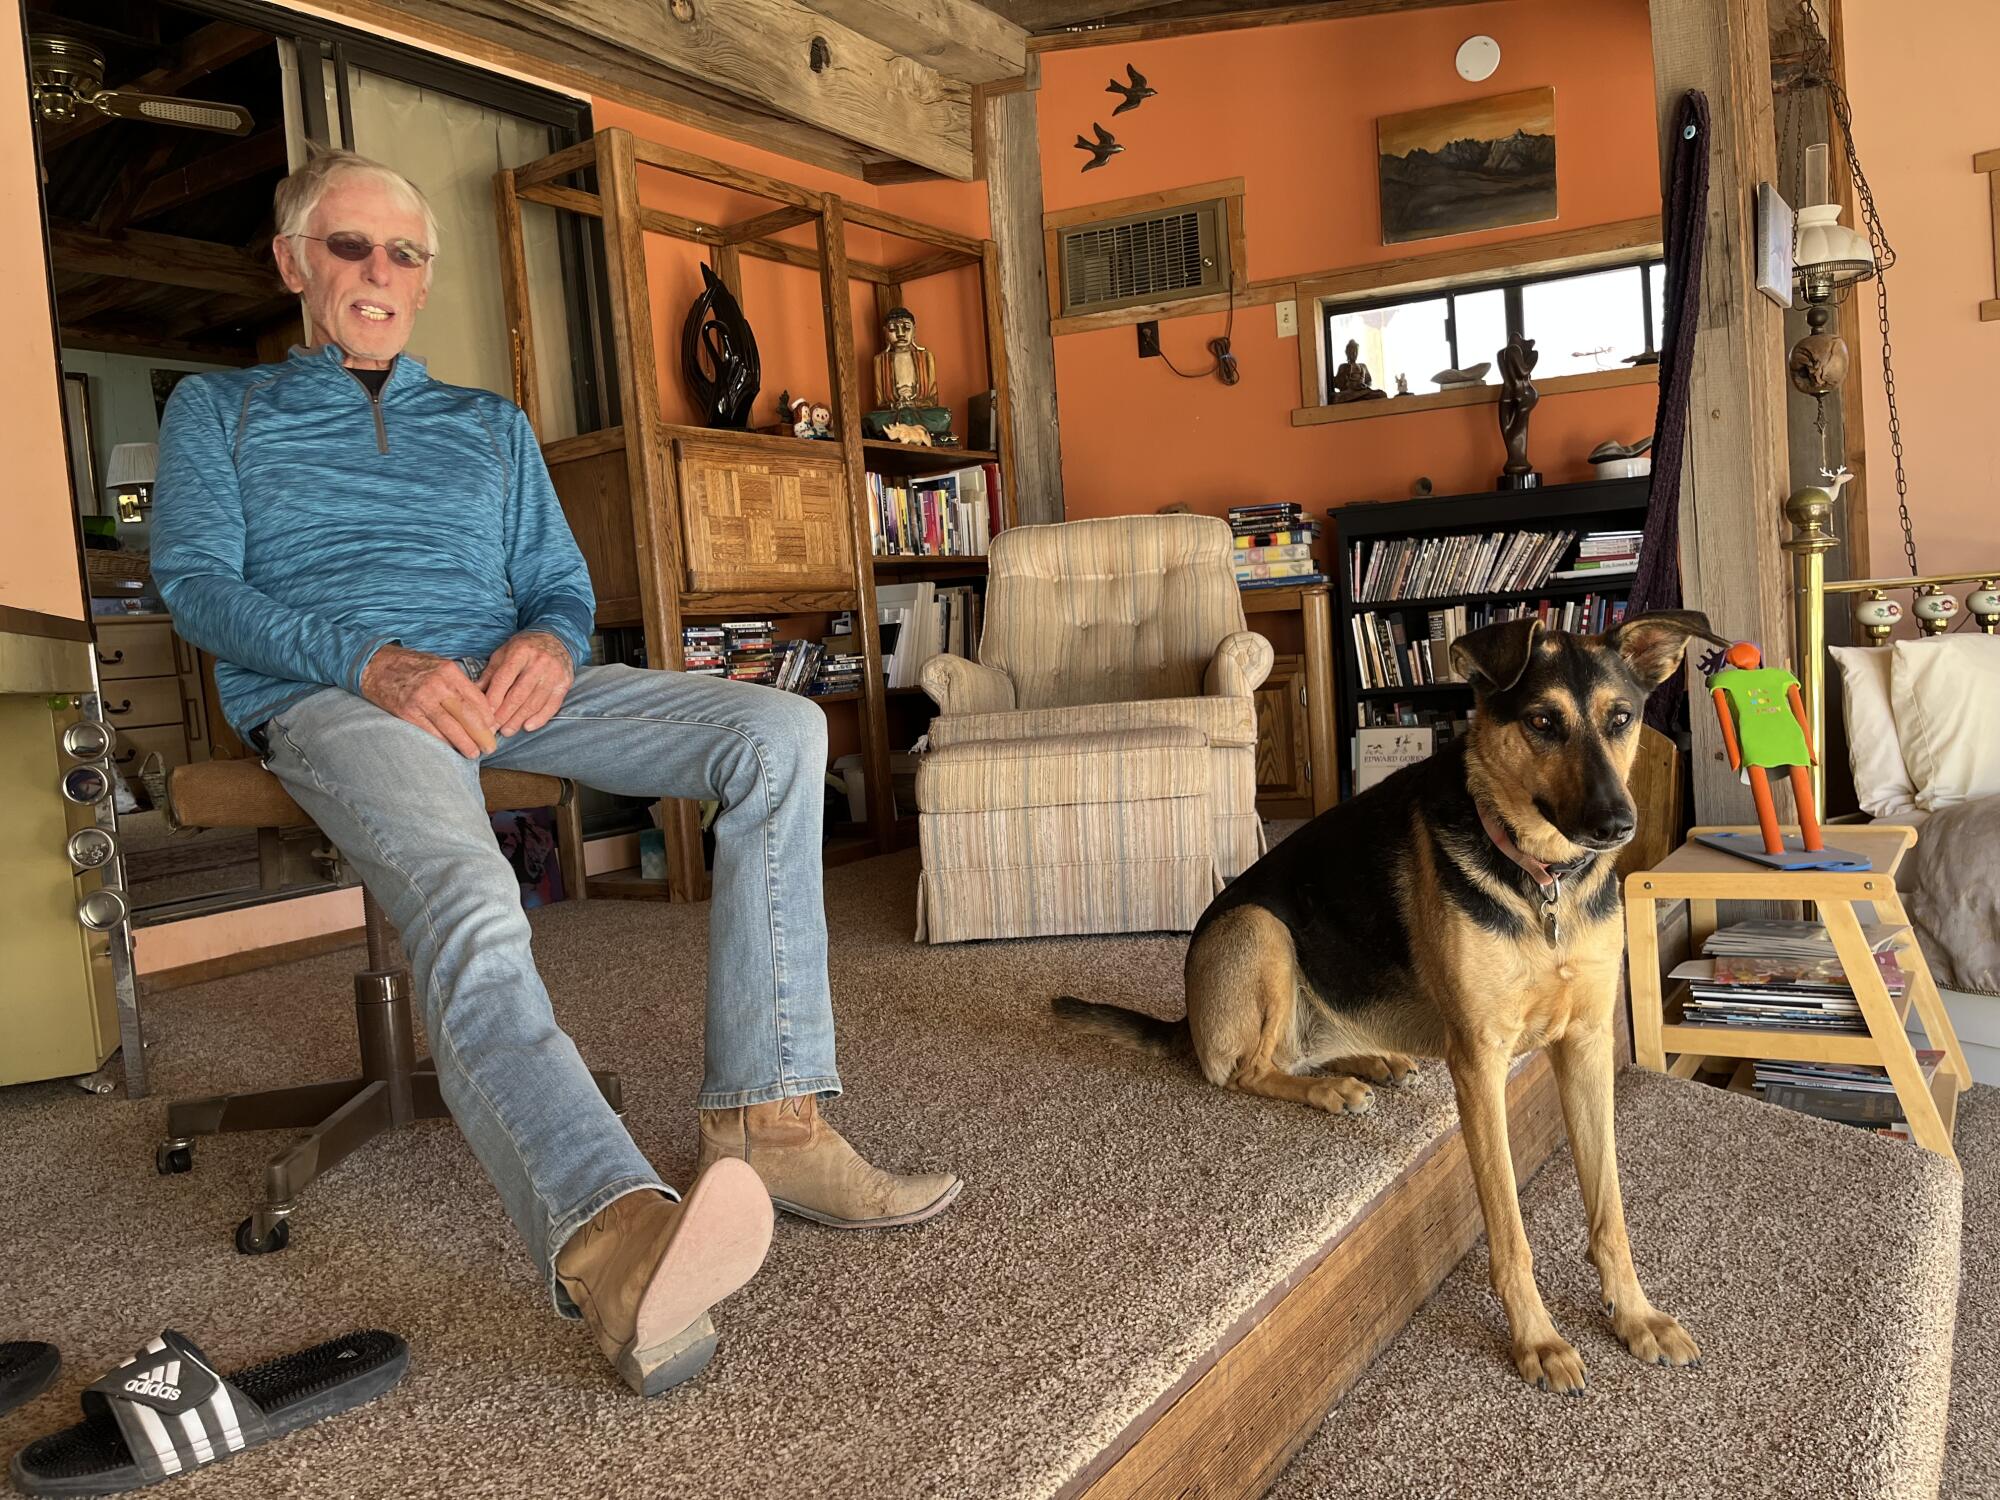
[1540,875,1562,946]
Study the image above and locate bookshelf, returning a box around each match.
[496,127,1015,898]
[1327,477,1652,799]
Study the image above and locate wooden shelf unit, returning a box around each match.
[1326,477,1651,799]
[1626,825,1972,1157]
[495,127,1015,900]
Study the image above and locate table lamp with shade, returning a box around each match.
[104,442,157,524]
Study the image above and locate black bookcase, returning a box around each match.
[1327,477,1653,800]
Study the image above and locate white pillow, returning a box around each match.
[1889,634,2000,811]
[1829,643,1917,817]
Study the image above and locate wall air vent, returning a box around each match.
[1057,197,1230,318]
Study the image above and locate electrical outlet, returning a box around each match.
[1136,321,1161,358]
[1275,300,1298,338]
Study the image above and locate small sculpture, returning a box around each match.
[1495,333,1540,489]
[1329,339,1387,403]
[780,390,833,440]
[1395,373,1410,396]
[1076,122,1123,172]
[680,262,760,430]
[863,306,955,444]
[1432,361,1490,388]
[1107,64,1155,115]
[1705,641,1823,855]
[809,401,833,437]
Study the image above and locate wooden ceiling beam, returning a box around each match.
[48,222,279,300]
[347,0,975,180]
[807,0,1029,83]
[60,327,257,366]
[38,22,269,152]
[127,129,288,223]
[1020,0,1485,47]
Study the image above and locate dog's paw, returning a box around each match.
[1376,1052,1419,1086]
[1612,1304,1701,1370]
[1515,1333,1587,1396]
[1307,1076,1376,1114]
[1328,1054,1418,1086]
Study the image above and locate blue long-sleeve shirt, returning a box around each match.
[151,343,596,739]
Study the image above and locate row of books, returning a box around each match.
[1549,527,1643,581]
[875,581,982,688]
[1350,528,1581,603]
[1349,593,1633,693]
[1669,918,1909,1034]
[867,464,1004,558]
[1228,503,1327,591]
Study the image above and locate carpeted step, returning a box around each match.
[1269,1068,1964,1500]
[1944,1082,1998,1499]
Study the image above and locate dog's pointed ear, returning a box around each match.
[1450,617,1541,694]
[1604,610,1718,689]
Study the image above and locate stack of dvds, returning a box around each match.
[721,620,776,683]
[680,624,726,677]
[811,647,866,696]
[1228,503,1325,591]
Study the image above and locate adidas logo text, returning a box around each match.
[125,1376,181,1400]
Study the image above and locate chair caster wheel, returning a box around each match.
[155,1143,192,1175]
[234,1216,291,1255]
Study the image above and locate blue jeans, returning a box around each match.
[260,663,841,1312]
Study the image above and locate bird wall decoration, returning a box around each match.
[1107,63,1155,115]
[1076,122,1123,172]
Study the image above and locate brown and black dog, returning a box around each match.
[1055,610,1716,1395]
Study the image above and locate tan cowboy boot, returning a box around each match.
[696,1094,962,1229]
[554,1159,772,1396]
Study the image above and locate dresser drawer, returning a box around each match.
[109,723,189,777]
[99,676,185,729]
[95,621,177,681]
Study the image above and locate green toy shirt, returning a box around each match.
[1707,666,1813,769]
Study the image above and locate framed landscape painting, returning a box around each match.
[1377,87,1557,245]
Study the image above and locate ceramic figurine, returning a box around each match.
[1395,373,1410,396]
[680,262,760,429]
[1705,641,1823,854]
[1329,339,1387,403]
[809,402,833,438]
[1432,361,1490,388]
[1496,333,1541,488]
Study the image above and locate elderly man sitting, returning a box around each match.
[151,149,959,1397]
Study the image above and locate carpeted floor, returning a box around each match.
[1,848,1479,1499]
[1270,1075,1979,1500]
[0,846,1984,1499]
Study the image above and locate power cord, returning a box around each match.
[1157,284,1240,385]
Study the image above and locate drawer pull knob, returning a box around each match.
[98,649,125,666]
[107,699,133,716]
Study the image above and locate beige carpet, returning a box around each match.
[1944,1083,1998,1498]
[1,848,1476,1498]
[1,847,1982,1498]
[1270,1071,1969,1500]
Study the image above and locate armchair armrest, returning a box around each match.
[921,654,1018,715]
[1205,631,1274,697]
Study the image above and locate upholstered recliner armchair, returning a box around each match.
[913,514,1273,942]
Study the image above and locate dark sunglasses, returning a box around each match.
[299,231,434,270]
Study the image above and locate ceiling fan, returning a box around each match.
[29,33,253,136]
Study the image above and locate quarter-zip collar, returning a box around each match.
[289,342,429,454]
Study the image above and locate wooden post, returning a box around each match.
[982,86,1063,524]
[821,196,899,856]
[492,167,542,434]
[1650,0,1797,826]
[597,127,708,902]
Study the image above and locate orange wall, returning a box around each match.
[1843,0,2000,575]
[1035,0,1660,524]
[1,20,84,622]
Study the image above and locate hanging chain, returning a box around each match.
[1794,0,1919,576]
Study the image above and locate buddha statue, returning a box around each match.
[1329,338,1387,403]
[863,306,956,444]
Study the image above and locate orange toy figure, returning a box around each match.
[1705,641,1824,854]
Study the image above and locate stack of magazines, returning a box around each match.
[1752,1055,1943,1140]
[1668,919,1907,1033]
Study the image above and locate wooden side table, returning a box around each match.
[1240,582,1337,818]
[1625,824,1972,1158]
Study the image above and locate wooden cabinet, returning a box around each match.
[677,438,852,592]
[94,617,211,783]
[1253,654,1313,816]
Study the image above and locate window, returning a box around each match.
[1323,258,1665,400]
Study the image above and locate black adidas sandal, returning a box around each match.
[9,1330,407,1496]
[0,1343,60,1417]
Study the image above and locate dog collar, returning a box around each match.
[1476,802,1589,890]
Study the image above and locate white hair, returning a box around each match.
[273,146,440,277]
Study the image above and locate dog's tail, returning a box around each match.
[1051,994,1192,1055]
